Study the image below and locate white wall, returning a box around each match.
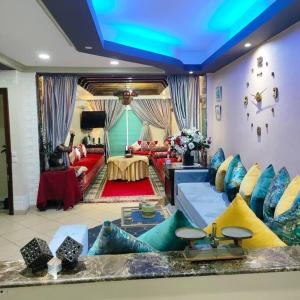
[207,22,300,177]
[0,71,40,212]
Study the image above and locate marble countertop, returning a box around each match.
[1,246,300,288]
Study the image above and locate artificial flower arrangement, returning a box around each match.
[169,128,211,155]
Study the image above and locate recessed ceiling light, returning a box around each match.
[244,42,252,48]
[189,71,193,74]
[38,53,50,60]
[110,60,119,65]
[128,77,133,80]
[84,46,93,50]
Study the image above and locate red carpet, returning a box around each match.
[101,178,155,197]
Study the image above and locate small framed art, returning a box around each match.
[215,86,222,102]
[215,105,221,121]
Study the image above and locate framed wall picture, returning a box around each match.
[215,105,222,121]
[215,86,222,102]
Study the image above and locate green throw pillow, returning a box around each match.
[224,154,247,202]
[250,165,275,220]
[263,167,290,223]
[88,221,155,256]
[138,210,193,251]
[209,148,225,185]
[266,192,300,245]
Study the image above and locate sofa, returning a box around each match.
[70,145,105,192]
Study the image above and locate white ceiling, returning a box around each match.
[0,0,160,72]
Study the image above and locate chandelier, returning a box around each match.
[115,90,138,105]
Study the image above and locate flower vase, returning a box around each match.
[182,151,194,166]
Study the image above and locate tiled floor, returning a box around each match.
[0,202,140,261]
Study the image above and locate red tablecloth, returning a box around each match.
[37,168,82,210]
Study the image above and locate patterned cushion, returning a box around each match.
[140,141,150,151]
[263,167,290,222]
[266,192,300,245]
[86,147,105,154]
[153,152,168,158]
[87,221,155,256]
[138,210,193,251]
[69,149,77,165]
[215,155,233,192]
[74,147,81,161]
[154,146,169,152]
[208,148,225,185]
[239,163,261,204]
[274,175,300,217]
[250,165,275,220]
[77,144,87,158]
[204,194,286,249]
[224,155,247,202]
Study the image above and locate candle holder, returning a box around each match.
[175,223,253,261]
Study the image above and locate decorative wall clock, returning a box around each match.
[244,57,279,136]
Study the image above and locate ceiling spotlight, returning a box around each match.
[110,60,119,65]
[84,46,93,50]
[38,53,50,60]
[189,71,193,74]
[244,42,252,48]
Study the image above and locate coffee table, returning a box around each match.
[121,205,169,228]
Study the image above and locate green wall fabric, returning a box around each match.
[108,109,142,156]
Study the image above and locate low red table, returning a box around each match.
[37,168,82,211]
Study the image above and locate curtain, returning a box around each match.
[167,75,199,130]
[131,98,171,139]
[139,122,152,141]
[42,75,78,166]
[89,99,124,156]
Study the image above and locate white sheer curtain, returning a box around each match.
[131,98,171,139]
[139,122,152,141]
[89,99,124,156]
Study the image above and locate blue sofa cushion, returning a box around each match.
[138,210,193,251]
[250,165,275,220]
[175,182,230,228]
[263,167,290,223]
[209,148,225,185]
[224,155,247,202]
[266,192,300,245]
[88,221,155,256]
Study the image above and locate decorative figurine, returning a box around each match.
[49,130,75,170]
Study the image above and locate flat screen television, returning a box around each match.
[81,111,106,129]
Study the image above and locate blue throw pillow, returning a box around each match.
[266,192,300,245]
[138,210,193,251]
[209,148,225,185]
[87,221,155,256]
[224,154,247,202]
[250,165,275,220]
[263,167,290,223]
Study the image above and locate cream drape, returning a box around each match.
[131,98,171,139]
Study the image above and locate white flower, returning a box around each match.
[188,142,195,150]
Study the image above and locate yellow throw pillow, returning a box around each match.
[215,155,233,192]
[239,163,261,204]
[204,194,286,249]
[274,175,300,217]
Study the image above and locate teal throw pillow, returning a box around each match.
[250,164,275,220]
[263,167,290,223]
[266,192,300,245]
[138,210,193,251]
[88,221,155,256]
[224,154,247,202]
[209,148,225,185]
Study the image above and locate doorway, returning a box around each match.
[0,88,13,215]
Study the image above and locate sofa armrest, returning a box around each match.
[174,169,209,196]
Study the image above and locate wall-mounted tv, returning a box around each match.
[81,111,106,129]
